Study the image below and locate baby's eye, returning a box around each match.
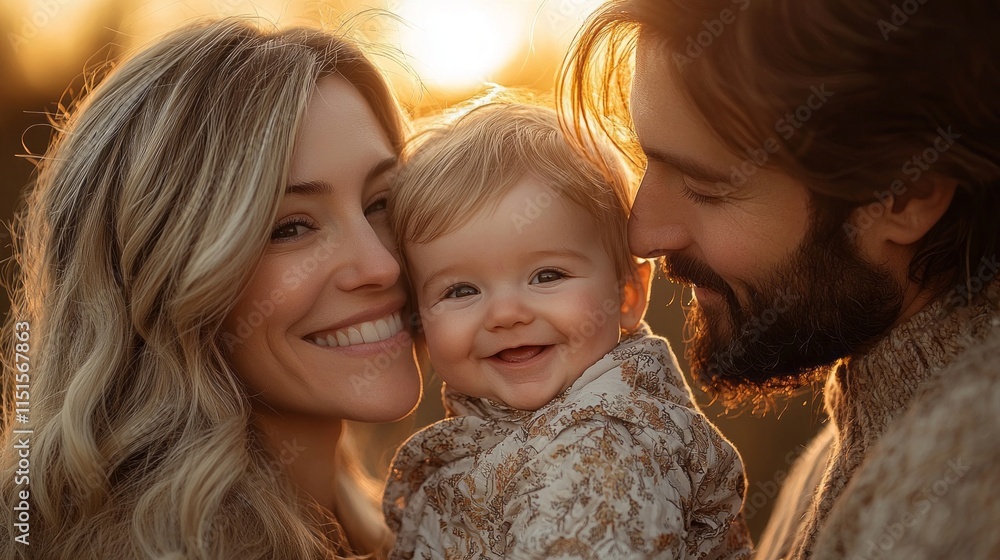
[443,283,479,299]
[530,269,566,284]
[271,219,315,242]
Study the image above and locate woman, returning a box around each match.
[0,19,420,559]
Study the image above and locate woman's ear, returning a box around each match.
[620,259,653,333]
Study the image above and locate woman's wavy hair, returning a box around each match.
[0,19,406,559]
[561,0,1000,301]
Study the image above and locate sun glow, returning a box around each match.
[392,0,525,92]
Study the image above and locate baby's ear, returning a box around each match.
[620,259,653,332]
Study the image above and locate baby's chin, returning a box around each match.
[484,374,587,412]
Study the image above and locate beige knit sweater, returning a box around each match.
[756,280,1000,560]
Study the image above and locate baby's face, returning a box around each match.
[407,176,625,411]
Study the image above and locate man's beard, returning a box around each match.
[664,199,905,408]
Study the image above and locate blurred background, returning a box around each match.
[0,0,824,541]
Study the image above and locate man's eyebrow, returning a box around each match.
[285,156,398,196]
[641,146,731,184]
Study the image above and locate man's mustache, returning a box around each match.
[661,254,731,296]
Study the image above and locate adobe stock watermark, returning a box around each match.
[877,0,932,41]
[943,254,1000,311]
[511,185,562,234]
[843,126,960,240]
[895,254,1000,358]
[183,0,245,16]
[540,0,605,28]
[208,0,245,16]
[851,457,970,559]
[555,296,621,362]
[742,444,807,521]
[705,287,801,377]
[672,0,751,71]
[7,0,74,54]
[723,84,834,188]
[348,328,413,395]
[221,232,344,350]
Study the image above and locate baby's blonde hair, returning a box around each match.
[389,91,639,286]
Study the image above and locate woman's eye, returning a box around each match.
[270,219,313,242]
[530,269,565,284]
[364,195,388,216]
[443,284,479,299]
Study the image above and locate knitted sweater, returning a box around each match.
[756,280,1000,559]
[384,325,752,559]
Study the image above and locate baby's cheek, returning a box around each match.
[559,289,622,352]
[421,313,470,364]
[570,285,622,326]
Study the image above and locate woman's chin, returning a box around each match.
[346,364,423,423]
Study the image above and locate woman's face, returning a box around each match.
[223,75,420,423]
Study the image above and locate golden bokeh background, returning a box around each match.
[0,0,823,540]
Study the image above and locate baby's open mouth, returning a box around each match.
[493,345,549,363]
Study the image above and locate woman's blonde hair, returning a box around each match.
[389,92,639,286]
[0,19,406,559]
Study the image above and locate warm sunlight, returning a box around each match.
[392,0,526,92]
[5,0,108,90]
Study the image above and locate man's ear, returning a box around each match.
[867,174,958,246]
[620,259,653,333]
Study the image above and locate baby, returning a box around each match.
[383,97,750,559]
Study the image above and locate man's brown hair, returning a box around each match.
[561,0,1000,303]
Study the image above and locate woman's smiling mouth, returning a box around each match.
[307,310,404,347]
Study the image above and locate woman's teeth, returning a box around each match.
[310,311,404,347]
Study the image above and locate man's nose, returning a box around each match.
[628,176,693,258]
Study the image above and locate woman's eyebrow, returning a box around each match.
[285,180,332,196]
[284,156,398,196]
[364,156,398,187]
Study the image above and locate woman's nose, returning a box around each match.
[331,221,401,292]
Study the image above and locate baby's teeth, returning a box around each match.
[347,327,364,345]
[336,331,350,346]
[375,319,391,339]
[361,322,380,343]
[326,334,338,347]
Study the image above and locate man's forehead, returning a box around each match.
[630,32,671,119]
[630,36,726,160]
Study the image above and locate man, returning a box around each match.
[562,0,1000,558]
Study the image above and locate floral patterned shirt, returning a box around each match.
[383,325,751,559]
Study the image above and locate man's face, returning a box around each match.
[628,34,903,404]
